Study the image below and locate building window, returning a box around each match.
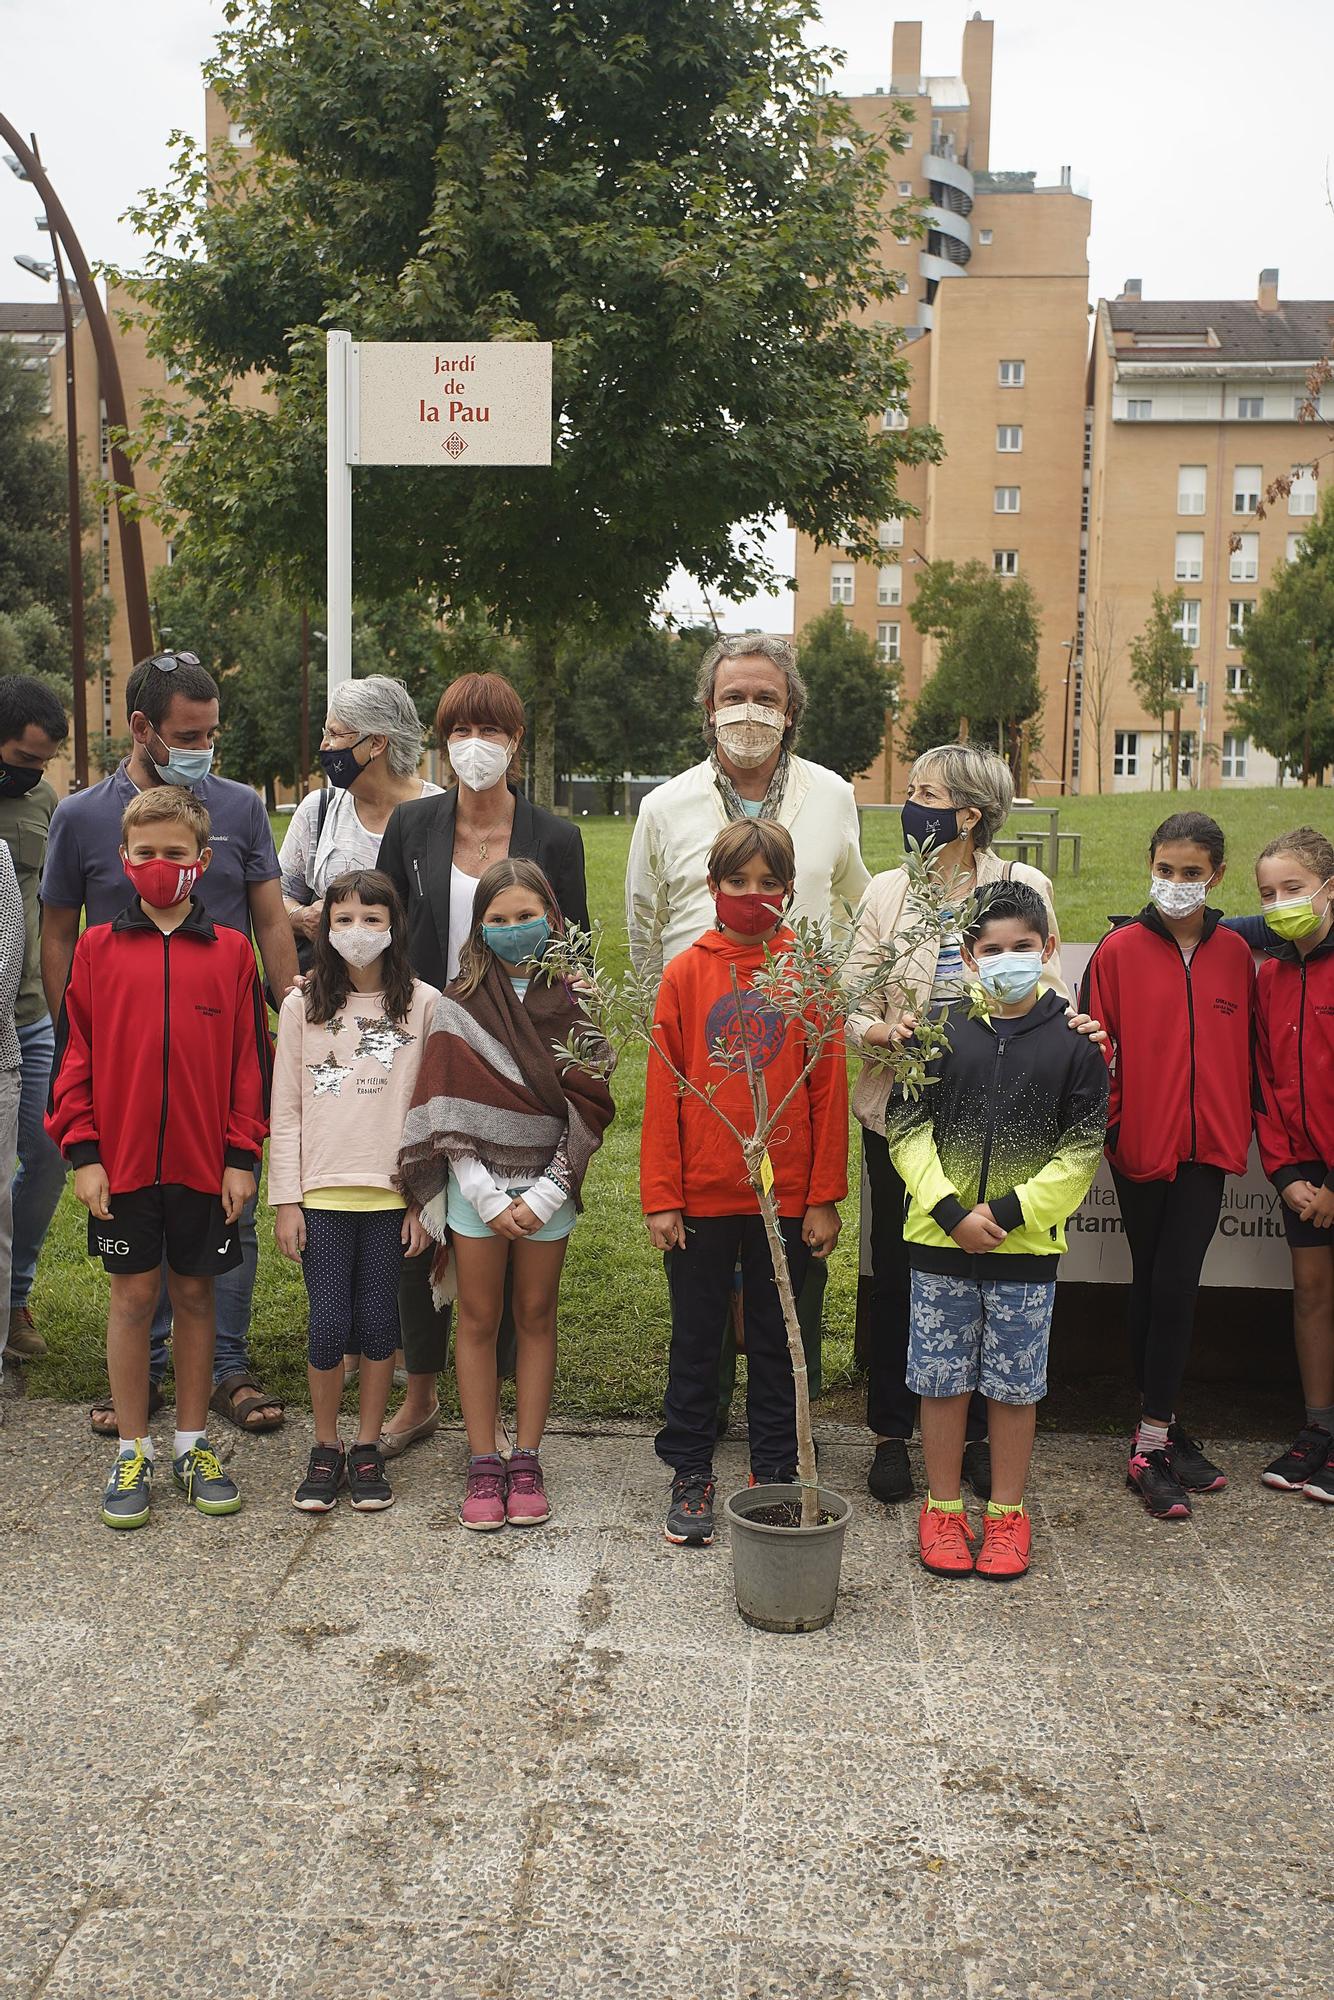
[1228,599,1254,646]
[876,622,901,663]
[998,360,1025,387]
[1221,733,1248,780]
[164,539,176,567]
[883,405,909,430]
[877,517,904,548]
[228,120,253,146]
[996,425,1023,452]
[1229,533,1259,582]
[1174,533,1203,582]
[979,228,993,245]
[1237,396,1264,420]
[829,564,854,606]
[898,181,912,195]
[1172,598,1201,650]
[1177,464,1206,514]
[877,563,902,605]
[1178,731,1196,780]
[1226,663,1251,694]
[1287,532,1307,563]
[896,232,912,244]
[1233,465,1261,514]
[993,549,1019,576]
[994,486,1021,513]
[1289,466,1317,515]
[1127,399,1153,420]
[1113,731,1139,778]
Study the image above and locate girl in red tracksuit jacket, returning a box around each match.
[641,818,847,1548]
[1080,811,1254,1522]
[1252,826,1334,1503]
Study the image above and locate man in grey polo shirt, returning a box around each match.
[41,651,298,1435]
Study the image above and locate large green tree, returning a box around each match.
[1127,587,1193,791]
[795,606,896,780]
[0,341,68,625]
[552,625,700,811]
[1233,489,1334,783]
[904,559,1042,766]
[121,0,936,806]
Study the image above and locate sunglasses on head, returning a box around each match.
[143,650,201,673]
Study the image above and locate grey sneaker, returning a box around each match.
[173,1438,241,1517]
[664,1474,716,1546]
[102,1445,153,1530]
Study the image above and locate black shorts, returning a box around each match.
[88,1183,243,1277]
[1280,1165,1334,1250]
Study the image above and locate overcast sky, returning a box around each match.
[4,0,1331,629]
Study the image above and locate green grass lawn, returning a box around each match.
[26,785,1329,1418]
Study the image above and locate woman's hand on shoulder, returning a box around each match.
[1064,1007,1108,1048]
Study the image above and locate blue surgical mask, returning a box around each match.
[975,950,1045,1004]
[150,729,214,789]
[482,915,551,965]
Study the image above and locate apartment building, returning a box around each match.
[1083,275,1331,792]
[792,17,1091,800]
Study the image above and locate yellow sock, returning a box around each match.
[926,1491,964,1514]
[986,1498,1025,1517]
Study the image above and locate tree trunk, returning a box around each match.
[530,633,558,810]
[1170,709,1180,791]
[755,1179,820,1527]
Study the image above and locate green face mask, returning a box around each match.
[1265,884,1331,942]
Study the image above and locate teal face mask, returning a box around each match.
[482,914,550,965]
[975,950,1045,1004]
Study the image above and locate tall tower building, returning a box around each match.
[793,16,1091,800]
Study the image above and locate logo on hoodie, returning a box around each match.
[705,990,787,1075]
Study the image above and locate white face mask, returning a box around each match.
[1149,875,1212,919]
[450,736,511,792]
[328,924,393,968]
[713,702,787,768]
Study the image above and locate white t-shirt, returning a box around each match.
[278,782,443,903]
[449,862,481,983]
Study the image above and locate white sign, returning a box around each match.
[349,341,552,467]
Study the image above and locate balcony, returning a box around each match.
[925,151,975,207]
[924,203,972,253]
[918,249,968,288]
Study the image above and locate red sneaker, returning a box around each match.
[505,1452,550,1527]
[974,1508,1032,1581]
[459,1455,507,1531]
[918,1503,976,1577]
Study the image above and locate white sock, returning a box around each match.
[1136,1417,1170,1456]
[117,1435,154,1459]
[174,1429,205,1460]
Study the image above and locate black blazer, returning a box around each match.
[378,785,589,990]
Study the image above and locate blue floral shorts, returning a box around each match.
[907,1270,1056,1406]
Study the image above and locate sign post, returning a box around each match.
[325,333,553,697]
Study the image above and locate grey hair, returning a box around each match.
[909,743,1014,852]
[696,634,807,748]
[328,675,425,779]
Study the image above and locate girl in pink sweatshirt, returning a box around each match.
[270,869,438,1515]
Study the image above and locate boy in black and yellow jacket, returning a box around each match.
[886,883,1107,1580]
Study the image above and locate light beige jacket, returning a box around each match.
[844,850,1069,1135]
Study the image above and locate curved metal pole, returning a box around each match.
[0,111,152,664]
[35,142,89,789]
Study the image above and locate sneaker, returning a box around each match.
[1167,1423,1227,1493]
[346,1443,394,1512]
[664,1474,716,1546]
[868,1439,914,1505]
[1127,1447,1191,1520]
[962,1439,993,1501]
[4,1306,47,1363]
[918,1503,976,1577]
[1302,1444,1334,1505]
[294,1443,346,1512]
[975,1508,1032,1581]
[505,1451,550,1526]
[172,1438,242,1517]
[1262,1425,1332,1492]
[101,1446,153,1530]
[459,1454,507,1531]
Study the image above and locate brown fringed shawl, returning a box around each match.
[398,960,615,1218]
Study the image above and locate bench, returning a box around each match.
[1056,830,1083,877]
[991,834,1048,870]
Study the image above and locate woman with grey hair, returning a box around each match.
[279,675,443,947]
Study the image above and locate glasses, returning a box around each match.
[143,650,201,673]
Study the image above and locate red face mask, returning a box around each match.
[714,889,786,936]
[123,855,203,909]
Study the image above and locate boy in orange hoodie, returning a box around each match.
[641,819,847,1546]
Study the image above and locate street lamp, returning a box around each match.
[1058,637,1077,797]
[14,253,54,279]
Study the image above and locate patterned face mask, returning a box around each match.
[713,702,787,768]
[327,923,392,967]
[1148,875,1212,919]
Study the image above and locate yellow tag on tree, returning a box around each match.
[759,1150,775,1194]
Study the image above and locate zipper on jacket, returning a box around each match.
[412,858,424,900]
[1297,958,1319,1157]
[154,932,171,1185]
[975,1036,1008,1204]
[1178,944,1198,1162]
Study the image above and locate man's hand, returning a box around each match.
[1299,1183,1334,1229]
[402,1206,432,1257]
[1283,1179,1318,1216]
[74,1162,111,1220]
[221,1166,257,1225]
[950,1204,1008,1255]
[802,1202,841,1259]
[1064,1007,1109,1048]
[274,1202,306,1261]
[646,1209,687,1251]
[863,1013,917,1051]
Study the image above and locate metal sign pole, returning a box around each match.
[326,330,353,693]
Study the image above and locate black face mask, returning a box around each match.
[0,762,44,799]
[901,797,961,853]
[318,736,371,789]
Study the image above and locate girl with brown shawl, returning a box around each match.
[399,860,614,1529]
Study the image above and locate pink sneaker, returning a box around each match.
[459,1454,507,1531]
[505,1450,550,1526]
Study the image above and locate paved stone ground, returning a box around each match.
[2,1398,1332,2000]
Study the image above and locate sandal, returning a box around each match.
[378,1403,441,1460]
[208,1369,285,1434]
[90,1382,166,1438]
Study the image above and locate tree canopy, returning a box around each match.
[794,607,895,780]
[1127,587,1193,791]
[904,559,1042,764]
[1233,488,1334,783]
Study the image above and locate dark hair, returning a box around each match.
[705,817,797,890]
[1150,810,1225,869]
[434,672,526,747]
[964,880,1050,947]
[0,676,67,748]
[125,653,220,729]
[455,857,562,997]
[304,869,415,1026]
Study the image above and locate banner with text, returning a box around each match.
[350,341,552,467]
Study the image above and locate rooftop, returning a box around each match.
[1109,297,1334,363]
[0,302,66,335]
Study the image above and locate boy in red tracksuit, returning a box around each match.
[47,786,272,1531]
[641,818,847,1548]
[1079,810,1254,1522]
